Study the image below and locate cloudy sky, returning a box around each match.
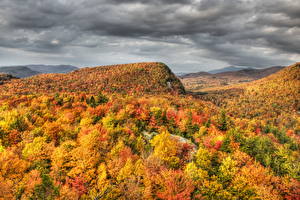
[0,0,299,72]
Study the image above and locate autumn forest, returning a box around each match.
[0,62,299,200]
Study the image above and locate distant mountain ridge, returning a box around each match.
[179,71,211,78]
[176,66,245,77]
[215,66,284,79]
[25,65,78,74]
[180,66,285,91]
[0,66,40,78]
[0,64,78,78]
[208,66,246,74]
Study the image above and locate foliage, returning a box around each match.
[0,62,185,95]
[0,62,299,199]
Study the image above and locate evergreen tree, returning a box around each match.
[218,110,229,131]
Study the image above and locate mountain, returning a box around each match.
[217,66,284,79]
[25,64,78,74]
[0,65,78,78]
[175,72,188,77]
[181,66,284,91]
[208,66,245,74]
[231,63,300,118]
[0,66,40,78]
[179,71,211,78]
[198,63,299,122]
[0,62,185,95]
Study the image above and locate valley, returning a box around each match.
[180,66,284,92]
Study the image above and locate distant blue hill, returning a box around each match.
[26,65,78,74]
[208,66,247,74]
[0,65,78,78]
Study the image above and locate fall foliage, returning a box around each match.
[0,62,299,199]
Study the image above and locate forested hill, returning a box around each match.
[228,62,300,116]
[0,62,185,95]
[197,63,300,126]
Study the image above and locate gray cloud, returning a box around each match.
[0,0,299,72]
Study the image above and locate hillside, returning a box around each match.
[0,65,78,78]
[181,66,284,91]
[197,63,300,125]
[0,62,185,95]
[226,63,299,120]
[0,66,40,78]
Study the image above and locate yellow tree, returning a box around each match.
[150,130,180,168]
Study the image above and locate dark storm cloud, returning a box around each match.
[0,0,299,72]
[78,0,250,37]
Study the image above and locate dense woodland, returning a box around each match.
[0,63,184,95]
[0,62,299,199]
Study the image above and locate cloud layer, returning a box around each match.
[0,0,299,72]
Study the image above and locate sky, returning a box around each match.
[0,0,299,73]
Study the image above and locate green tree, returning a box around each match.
[218,110,229,131]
